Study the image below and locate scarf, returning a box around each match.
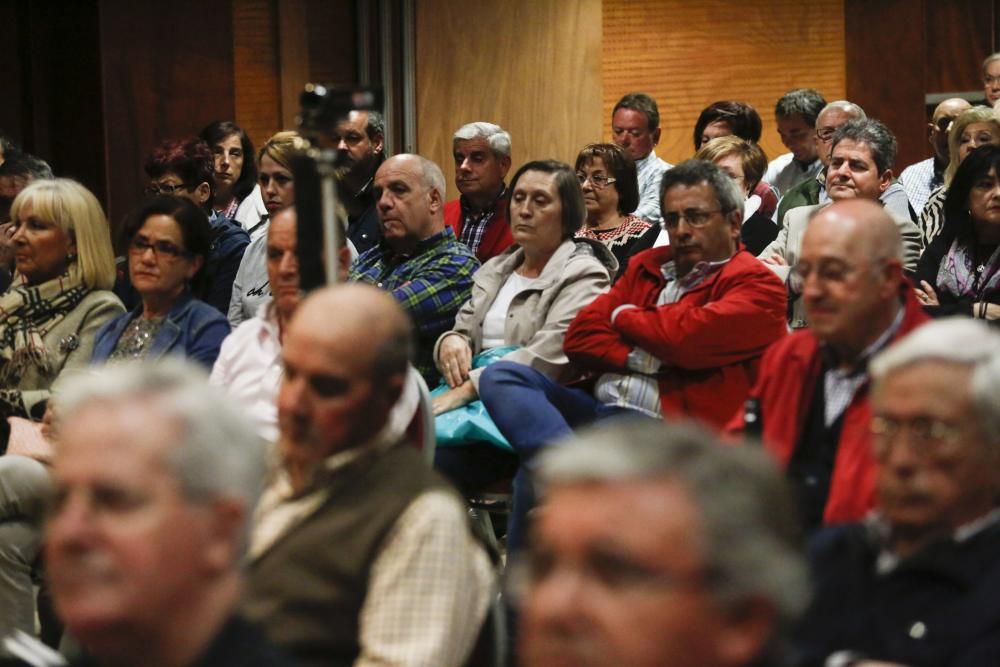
[936,237,1000,301]
[0,264,89,387]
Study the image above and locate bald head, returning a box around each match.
[810,199,903,264]
[373,154,446,252]
[933,98,972,123]
[931,99,972,161]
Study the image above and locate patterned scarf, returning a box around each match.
[936,237,1000,300]
[0,265,88,387]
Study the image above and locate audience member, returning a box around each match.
[1,179,123,428]
[574,143,658,270]
[142,137,250,315]
[241,284,493,667]
[40,361,292,666]
[695,135,778,254]
[517,419,808,667]
[794,318,1000,667]
[984,52,1000,106]
[199,120,258,223]
[899,98,971,216]
[0,151,54,292]
[228,131,306,327]
[759,118,921,327]
[915,144,1000,321]
[349,154,479,385]
[692,100,778,219]
[918,106,1000,247]
[611,92,673,224]
[478,159,787,550]
[444,122,514,262]
[432,160,615,541]
[764,89,827,197]
[92,196,230,368]
[729,199,929,531]
[333,110,386,254]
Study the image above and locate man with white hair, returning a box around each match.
[795,318,1000,666]
[445,122,514,262]
[349,154,479,385]
[518,419,809,667]
[38,361,291,666]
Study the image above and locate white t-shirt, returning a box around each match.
[481,272,538,349]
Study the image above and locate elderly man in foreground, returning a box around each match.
[517,419,809,667]
[794,318,1000,666]
[242,284,493,667]
[37,361,291,666]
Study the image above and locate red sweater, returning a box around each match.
[726,284,929,524]
[564,247,788,429]
[443,196,514,263]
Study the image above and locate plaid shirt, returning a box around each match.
[349,227,479,384]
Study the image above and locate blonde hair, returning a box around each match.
[695,136,769,193]
[945,107,1000,186]
[258,130,308,171]
[9,179,116,290]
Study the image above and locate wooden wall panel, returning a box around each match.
[234,0,282,153]
[0,2,24,149]
[415,0,603,202]
[306,0,358,87]
[603,0,845,168]
[924,0,995,96]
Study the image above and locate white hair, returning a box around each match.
[819,100,866,120]
[453,122,512,157]
[56,360,267,554]
[870,318,1000,442]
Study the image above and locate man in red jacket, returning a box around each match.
[478,159,787,549]
[727,198,929,532]
[443,122,514,262]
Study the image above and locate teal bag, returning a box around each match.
[432,346,517,451]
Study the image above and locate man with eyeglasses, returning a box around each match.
[444,122,515,262]
[899,98,972,216]
[794,318,1000,667]
[729,198,929,534]
[135,137,249,314]
[517,419,809,667]
[759,118,922,328]
[611,92,673,225]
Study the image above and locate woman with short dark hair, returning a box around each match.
[199,120,258,220]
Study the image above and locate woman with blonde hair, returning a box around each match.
[1,178,123,427]
[228,130,308,326]
[919,106,1000,246]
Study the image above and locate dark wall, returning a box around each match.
[846,0,1000,171]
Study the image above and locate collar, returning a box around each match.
[867,508,1000,574]
[793,157,821,173]
[635,149,661,169]
[459,184,507,214]
[377,227,453,262]
[661,257,731,289]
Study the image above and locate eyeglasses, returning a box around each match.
[576,172,617,189]
[934,117,956,134]
[662,208,722,228]
[128,236,190,259]
[790,257,885,285]
[870,415,964,460]
[816,128,837,142]
[985,75,1000,86]
[144,182,193,196]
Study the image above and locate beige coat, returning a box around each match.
[434,238,616,390]
[10,290,124,417]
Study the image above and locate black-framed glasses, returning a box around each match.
[128,236,190,260]
[144,182,193,196]
[934,117,955,134]
[576,172,617,189]
[662,208,722,228]
[816,128,837,142]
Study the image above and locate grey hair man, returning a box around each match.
[242,284,493,667]
[760,119,922,326]
[518,419,809,667]
[41,360,291,666]
[348,154,479,385]
[776,103,913,224]
[796,318,1000,666]
[611,92,673,225]
[331,110,386,254]
[899,97,972,215]
[445,122,514,262]
[764,89,827,197]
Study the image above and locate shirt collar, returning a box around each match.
[459,183,507,214]
[635,149,658,169]
[660,257,730,289]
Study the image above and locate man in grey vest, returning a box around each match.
[242,283,493,667]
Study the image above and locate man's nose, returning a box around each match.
[337,138,349,152]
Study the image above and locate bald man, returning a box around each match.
[349,154,479,386]
[899,97,972,215]
[242,284,493,667]
[729,199,929,533]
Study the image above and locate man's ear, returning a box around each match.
[194,182,212,206]
[878,169,893,194]
[499,154,512,179]
[371,133,385,156]
[716,597,776,666]
[728,209,743,244]
[200,499,245,575]
[428,186,443,214]
[652,127,662,146]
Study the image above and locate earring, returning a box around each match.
[67,252,78,262]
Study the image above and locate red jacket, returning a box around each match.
[564,247,788,429]
[726,284,929,524]
[443,196,514,263]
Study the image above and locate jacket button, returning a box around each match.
[909,621,927,639]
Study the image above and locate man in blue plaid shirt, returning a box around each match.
[349,154,479,385]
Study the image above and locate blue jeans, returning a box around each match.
[473,361,643,552]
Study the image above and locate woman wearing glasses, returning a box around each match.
[574,143,659,274]
[91,196,230,367]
